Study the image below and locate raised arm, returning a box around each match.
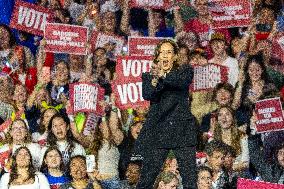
[120,0,130,35]
[173,6,184,34]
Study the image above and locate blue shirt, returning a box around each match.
[45,173,70,189]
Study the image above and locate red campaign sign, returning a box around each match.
[130,0,171,9]
[116,56,153,80]
[210,0,252,29]
[91,31,125,58]
[190,64,228,92]
[255,97,284,133]
[128,37,170,56]
[10,0,54,36]
[69,83,105,115]
[44,23,88,55]
[238,178,284,189]
[112,78,150,110]
[272,32,284,64]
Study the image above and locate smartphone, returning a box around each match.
[86,155,96,172]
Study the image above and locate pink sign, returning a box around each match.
[116,56,153,80]
[238,178,284,189]
[10,0,54,36]
[255,97,284,133]
[112,78,150,110]
[44,23,88,55]
[190,64,228,92]
[128,37,170,56]
[272,32,284,64]
[69,83,105,115]
[130,0,172,9]
[91,31,125,58]
[209,0,252,29]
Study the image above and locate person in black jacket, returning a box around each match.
[248,134,284,184]
[134,39,198,189]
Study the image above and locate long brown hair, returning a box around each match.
[8,146,35,186]
[213,107,243,155]
[88,118,116,169]
[5,119,32,145]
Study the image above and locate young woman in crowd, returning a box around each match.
[197,166,213,189]
[0,24,36,93]
[60,155,101,189]
[212,107,249,172]
[0,119,42,171]
[72,107,123,189]
[32,108,58,146]
[41,146,70,188]
[208,33,239,87]
[46,61,70,106]
[45,113,86,166]
[0,147,50,189]
[234,53,278,125]
[118,116,143,180]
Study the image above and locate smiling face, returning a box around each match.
[11,120,28,143]
[13,85,27,104]
[211,40,226,56]
[70,157,87,181]
[217,108,233,130]
[103,12,116,33]
[248,61,263,82]
[158,42,176,73]
[16,148,31,168]
[55,62,69,82]
[45,149,62,169]
[197,170,212,189]
[208,151,224,172]
[215,89,232,106]
[51,117,68,141]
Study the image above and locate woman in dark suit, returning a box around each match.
[135,39,198,189]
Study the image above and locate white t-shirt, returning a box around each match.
[0,172,50,189]
[97,140,120,177]
[209,56,239,87]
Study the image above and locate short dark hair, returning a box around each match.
[212,82,234,102]
[205,141,226,157]
[197,166,213,177]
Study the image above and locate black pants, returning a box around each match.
[136,146,197,189]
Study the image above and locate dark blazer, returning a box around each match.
[248,135,284,183]
[134,64,198,153]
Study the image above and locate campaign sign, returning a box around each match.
[128,37,170,56]
[69,83,105,114]
[255,97,284,133]
[112,79,150,110]
[91,31,125,58]
[209,0,252,29]
[190,64,228,92]
[272,32,284,64]
[116,56,153,80]
[10,0,54,36]
[237,178,284,189]
[44,23,88,55]
[130,0,171,9]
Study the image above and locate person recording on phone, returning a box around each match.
[134,39,198,189]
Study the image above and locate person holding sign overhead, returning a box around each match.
[134,39,198,189]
